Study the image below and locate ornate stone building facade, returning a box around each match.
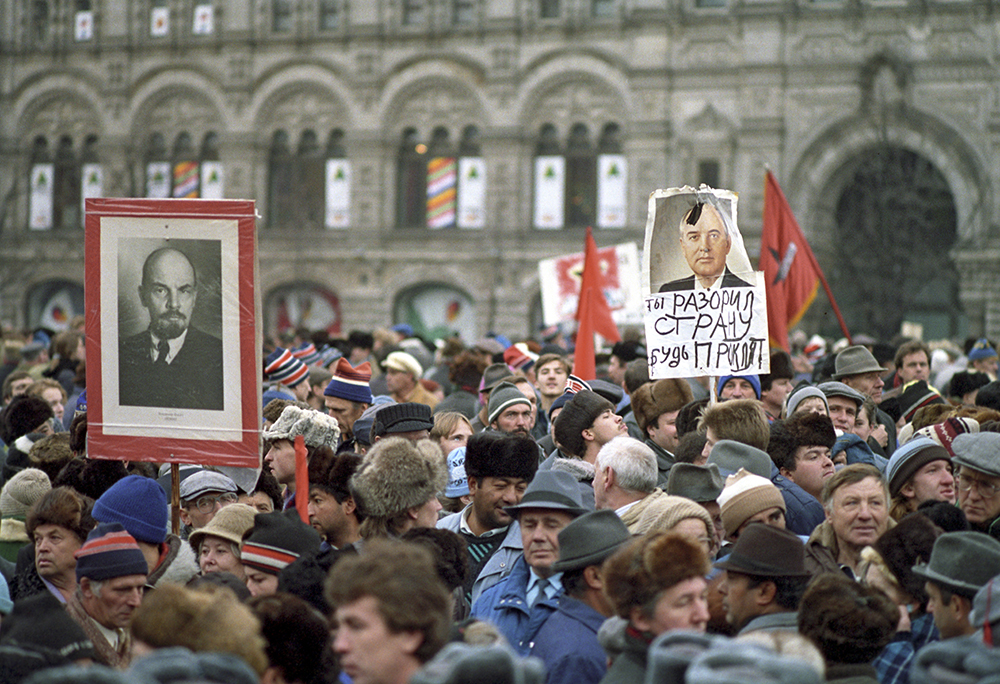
[1,0,997,342]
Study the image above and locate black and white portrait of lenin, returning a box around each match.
[118,244,224,410]
[659,200,755,293]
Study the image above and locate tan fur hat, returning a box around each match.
[263,405,341,450]
[350,437,447,518]
[631,378,694,433]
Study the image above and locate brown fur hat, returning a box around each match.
[631,379,695,433]
[28,433,74,483]
[784,411,836,449]
[350,437,447,518]
[797,572,899,664]
[307,449,362,502]
[871,512,940,607]
[25,486,96,543]
[603,531,710,619]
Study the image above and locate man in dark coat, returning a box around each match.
[118,247,223,410]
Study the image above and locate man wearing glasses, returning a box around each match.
[952,432,1000,540]
[178,470,239,534]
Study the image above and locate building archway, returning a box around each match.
[393,283,475,342]
[265,283,342,336]
[828,146,962,340]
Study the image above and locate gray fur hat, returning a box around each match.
[350,437,447,518]
[263,405,341,449]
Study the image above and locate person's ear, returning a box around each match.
[756,581,777,607]
[630,605,653,633]
[583,565,603,591]
[343,496,357,515]
[178,507,192,526]
[467,476,480,496]
[79,577,94,599]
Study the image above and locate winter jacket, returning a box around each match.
[470,555,561,656]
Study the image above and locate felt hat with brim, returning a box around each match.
[714,524,809,577]
[504,470,588,517]
[188,503,257,553]
[912,531,1000,598]
[707,440,772,479]
[832,345,885,379]
[952,433,1000,479]
[666,463,724,502]
[551,509,631,573]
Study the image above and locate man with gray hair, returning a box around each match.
[593,436,669,532]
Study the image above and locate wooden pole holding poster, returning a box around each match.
[171,462,180,536]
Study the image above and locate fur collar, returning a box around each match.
[551,456,595,483]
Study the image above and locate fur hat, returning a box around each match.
[553,390,614,458]
[92,474,167,544]
[487,382,532,425]
[464,431,539,482]
[784,411,836,449]
[716,468,785,537]
[27,434,73,478]
[871,512,939,605]
[604,531,710,619]
[26,486,96,543]
[263,405,341,450]
[350,437,447,519]
[308,450,362,501]
[241,509,321,576]
[1,468,51,519]
[631,379,694,433]
[74,522,148,581]
[3,395,54,442]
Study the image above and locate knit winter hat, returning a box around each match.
[92,474,168,544]
[886,437,951,497]
[716,375,761,400]
[633,494,714,537]
[913,417,980,458]
[785,385,829,417]
[291,342,322,366]
[898,380,947,424]
[188,502,257,553]
[323,358,374,404]
[263,405,341,450]
[445,446,469,498]
[464,431,539,482]
[631,378,694,433]
[487,382,532,424]
[716,468,785,537]
[350,437,447,519]
[264,347,309,388]
[0,467,51,519]
[370,402,434,439]
[241,509,320,576]
[969,338,998,362]
[503,343,537,372]
[74,522,149,581]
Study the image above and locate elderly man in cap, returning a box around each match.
[529,510,631,684]
[369,402,434,443]
[66,522,148,668]
[487,381,534,438]
[886,436,955,521]
[715,524,810,634]
[831,345,896,453]
[178,470,239,533]
[93,474,198,589]
[951,432,1000,540]
[263,404,340,510]
[322,358,373,452]
[438,431,539,604]
[470,470,588,655]
[630,377,693,485]
[383,350,438,409]
[913,531,1000,639]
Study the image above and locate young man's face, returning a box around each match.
[535,360,568,398]
[782,446,835,500]
[492,404,533,437]
[586,409,627,446]
[760,378,793,411]
[265,438,297,485]
[898,351,930,384]
[826,396,859,432]
[902,460,955,506]
[246,569,279,598]
[308,487,352,544]
[334,595,423,684]
[647,410,680,452]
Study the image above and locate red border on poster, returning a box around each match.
[85,198,260,466]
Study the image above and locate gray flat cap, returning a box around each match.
[817,381,866,406]
[952,433,1000,479]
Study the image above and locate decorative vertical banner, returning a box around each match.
[81,163,104,218]
[75,11,94,41]
[30,164,54,230]
[173,161,200,198]
[597,154,627,229]
[151,6,169,36]
[457,157,485,229]
[193,4,214,34]
[534,155,565,229]
[146,162,172,198]
[200,162,224,199]
[325,158,351,229]
[426,157,457,229]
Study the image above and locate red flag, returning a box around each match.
[572,227,621,380]
[760,172,822,351]
[293,435,310,524]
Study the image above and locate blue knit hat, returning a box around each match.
[74,522,149,581]
[716,374,761,399]
[93,475,167,544]
[323,358,374,404]
[264,347,309,387]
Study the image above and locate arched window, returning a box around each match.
[565,123,595,228]
[324,129,350,228]
[28,134,99,230]
[268,130,295,226]
[53,136,81,229]
[145,132,170,197]
[267,130,334,229]
[396,128,428,228]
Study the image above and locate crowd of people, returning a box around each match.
[1,320,1000,684]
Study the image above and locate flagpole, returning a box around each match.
[766,173,852,345]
